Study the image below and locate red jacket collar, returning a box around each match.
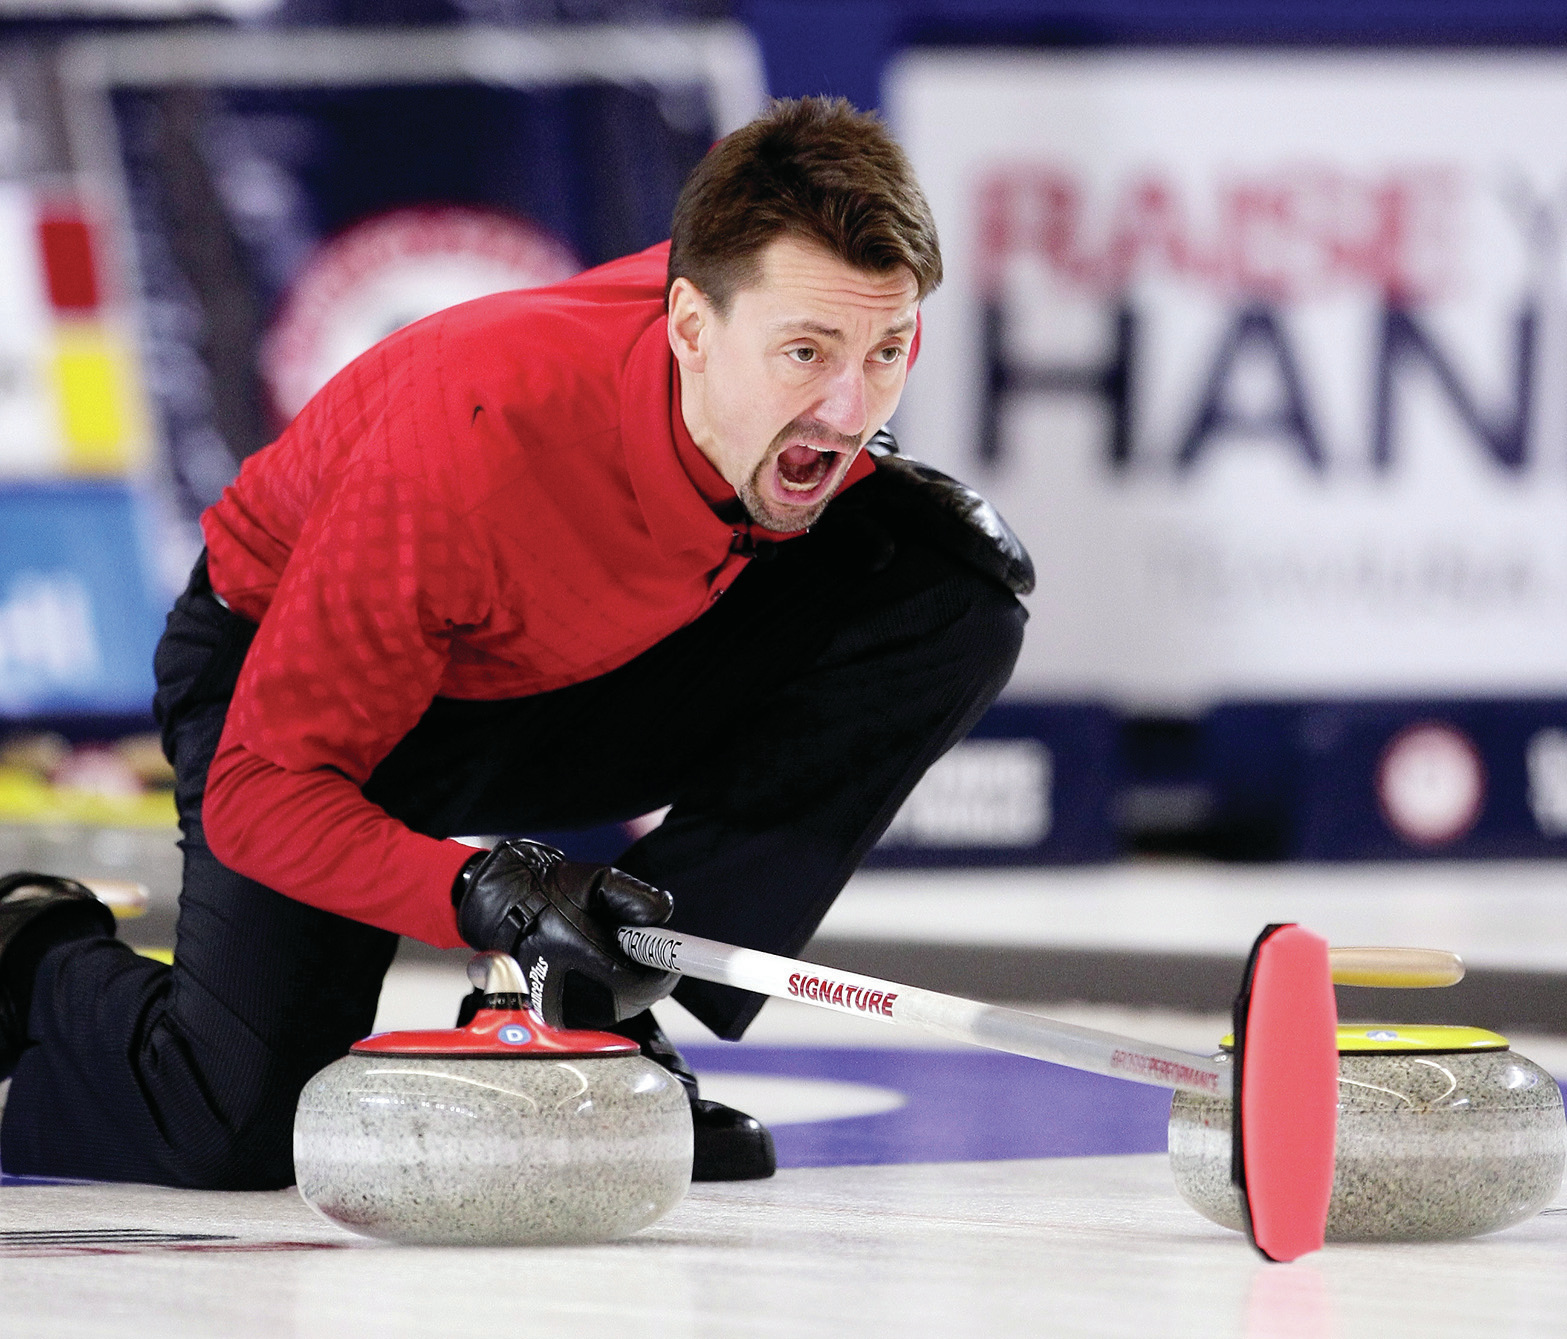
[621,319,738,557]
[669,363,739,509]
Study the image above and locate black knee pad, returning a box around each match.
[854,429,1034,597]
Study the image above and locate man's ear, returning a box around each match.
[667,276,710,372]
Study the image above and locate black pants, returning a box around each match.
[0,479,1024,1188]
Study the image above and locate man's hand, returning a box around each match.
[453,838,678,1027]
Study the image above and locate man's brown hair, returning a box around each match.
[667,96,942,313]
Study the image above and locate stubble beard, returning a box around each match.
[736,417,863,533]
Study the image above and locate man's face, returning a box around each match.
[669,236,920,533]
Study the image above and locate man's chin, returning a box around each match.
[739,493,832,534]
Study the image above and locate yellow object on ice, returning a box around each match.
[0,765,176,827]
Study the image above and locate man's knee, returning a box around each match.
[15,934,323,1190]
[949,573,1027,695]
[140,1073,301,1189]
[1,1051,299,1192]
[873,559,1027,712]
[163,1121,296,1191]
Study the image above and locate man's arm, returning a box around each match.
[202,417,493,946]
[204,744,475,946]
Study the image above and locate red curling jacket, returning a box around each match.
[200,242,873,948]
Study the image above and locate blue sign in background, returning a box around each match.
[0,482,164,719]
[865,701,1121,868]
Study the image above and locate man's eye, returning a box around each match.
[788,347,818,363]
[874,346,905,364]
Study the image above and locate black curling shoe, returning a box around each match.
[607,1009,777,1182]
[0,872,117,1075]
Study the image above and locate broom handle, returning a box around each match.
[618,926,1231,1098]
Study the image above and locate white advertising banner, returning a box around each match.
[888,53,1567,709]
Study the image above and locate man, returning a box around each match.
[0,97,1028,1188]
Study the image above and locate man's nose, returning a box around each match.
[816,364,868,438]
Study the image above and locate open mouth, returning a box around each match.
[775,442,840,494]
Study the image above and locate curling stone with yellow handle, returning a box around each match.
[1169,1025,1566,1241]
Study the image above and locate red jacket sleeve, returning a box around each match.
[203,343,496,947]
[204,745,476,947]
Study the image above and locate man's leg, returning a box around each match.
[0,560,399,1186]
[621,493,1026,1038]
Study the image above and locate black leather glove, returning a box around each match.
[453,838,678,1028]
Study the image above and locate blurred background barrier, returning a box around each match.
[5,0,1567,867]
[885,43,1567,863]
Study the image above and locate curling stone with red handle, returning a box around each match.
[293,951,692,1245]
[1169,1025,1566,1242]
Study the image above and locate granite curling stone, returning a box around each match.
[1169,1025,1566,1242]
[294,952,692,1246]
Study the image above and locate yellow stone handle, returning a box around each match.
[1328,946,1464,988]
